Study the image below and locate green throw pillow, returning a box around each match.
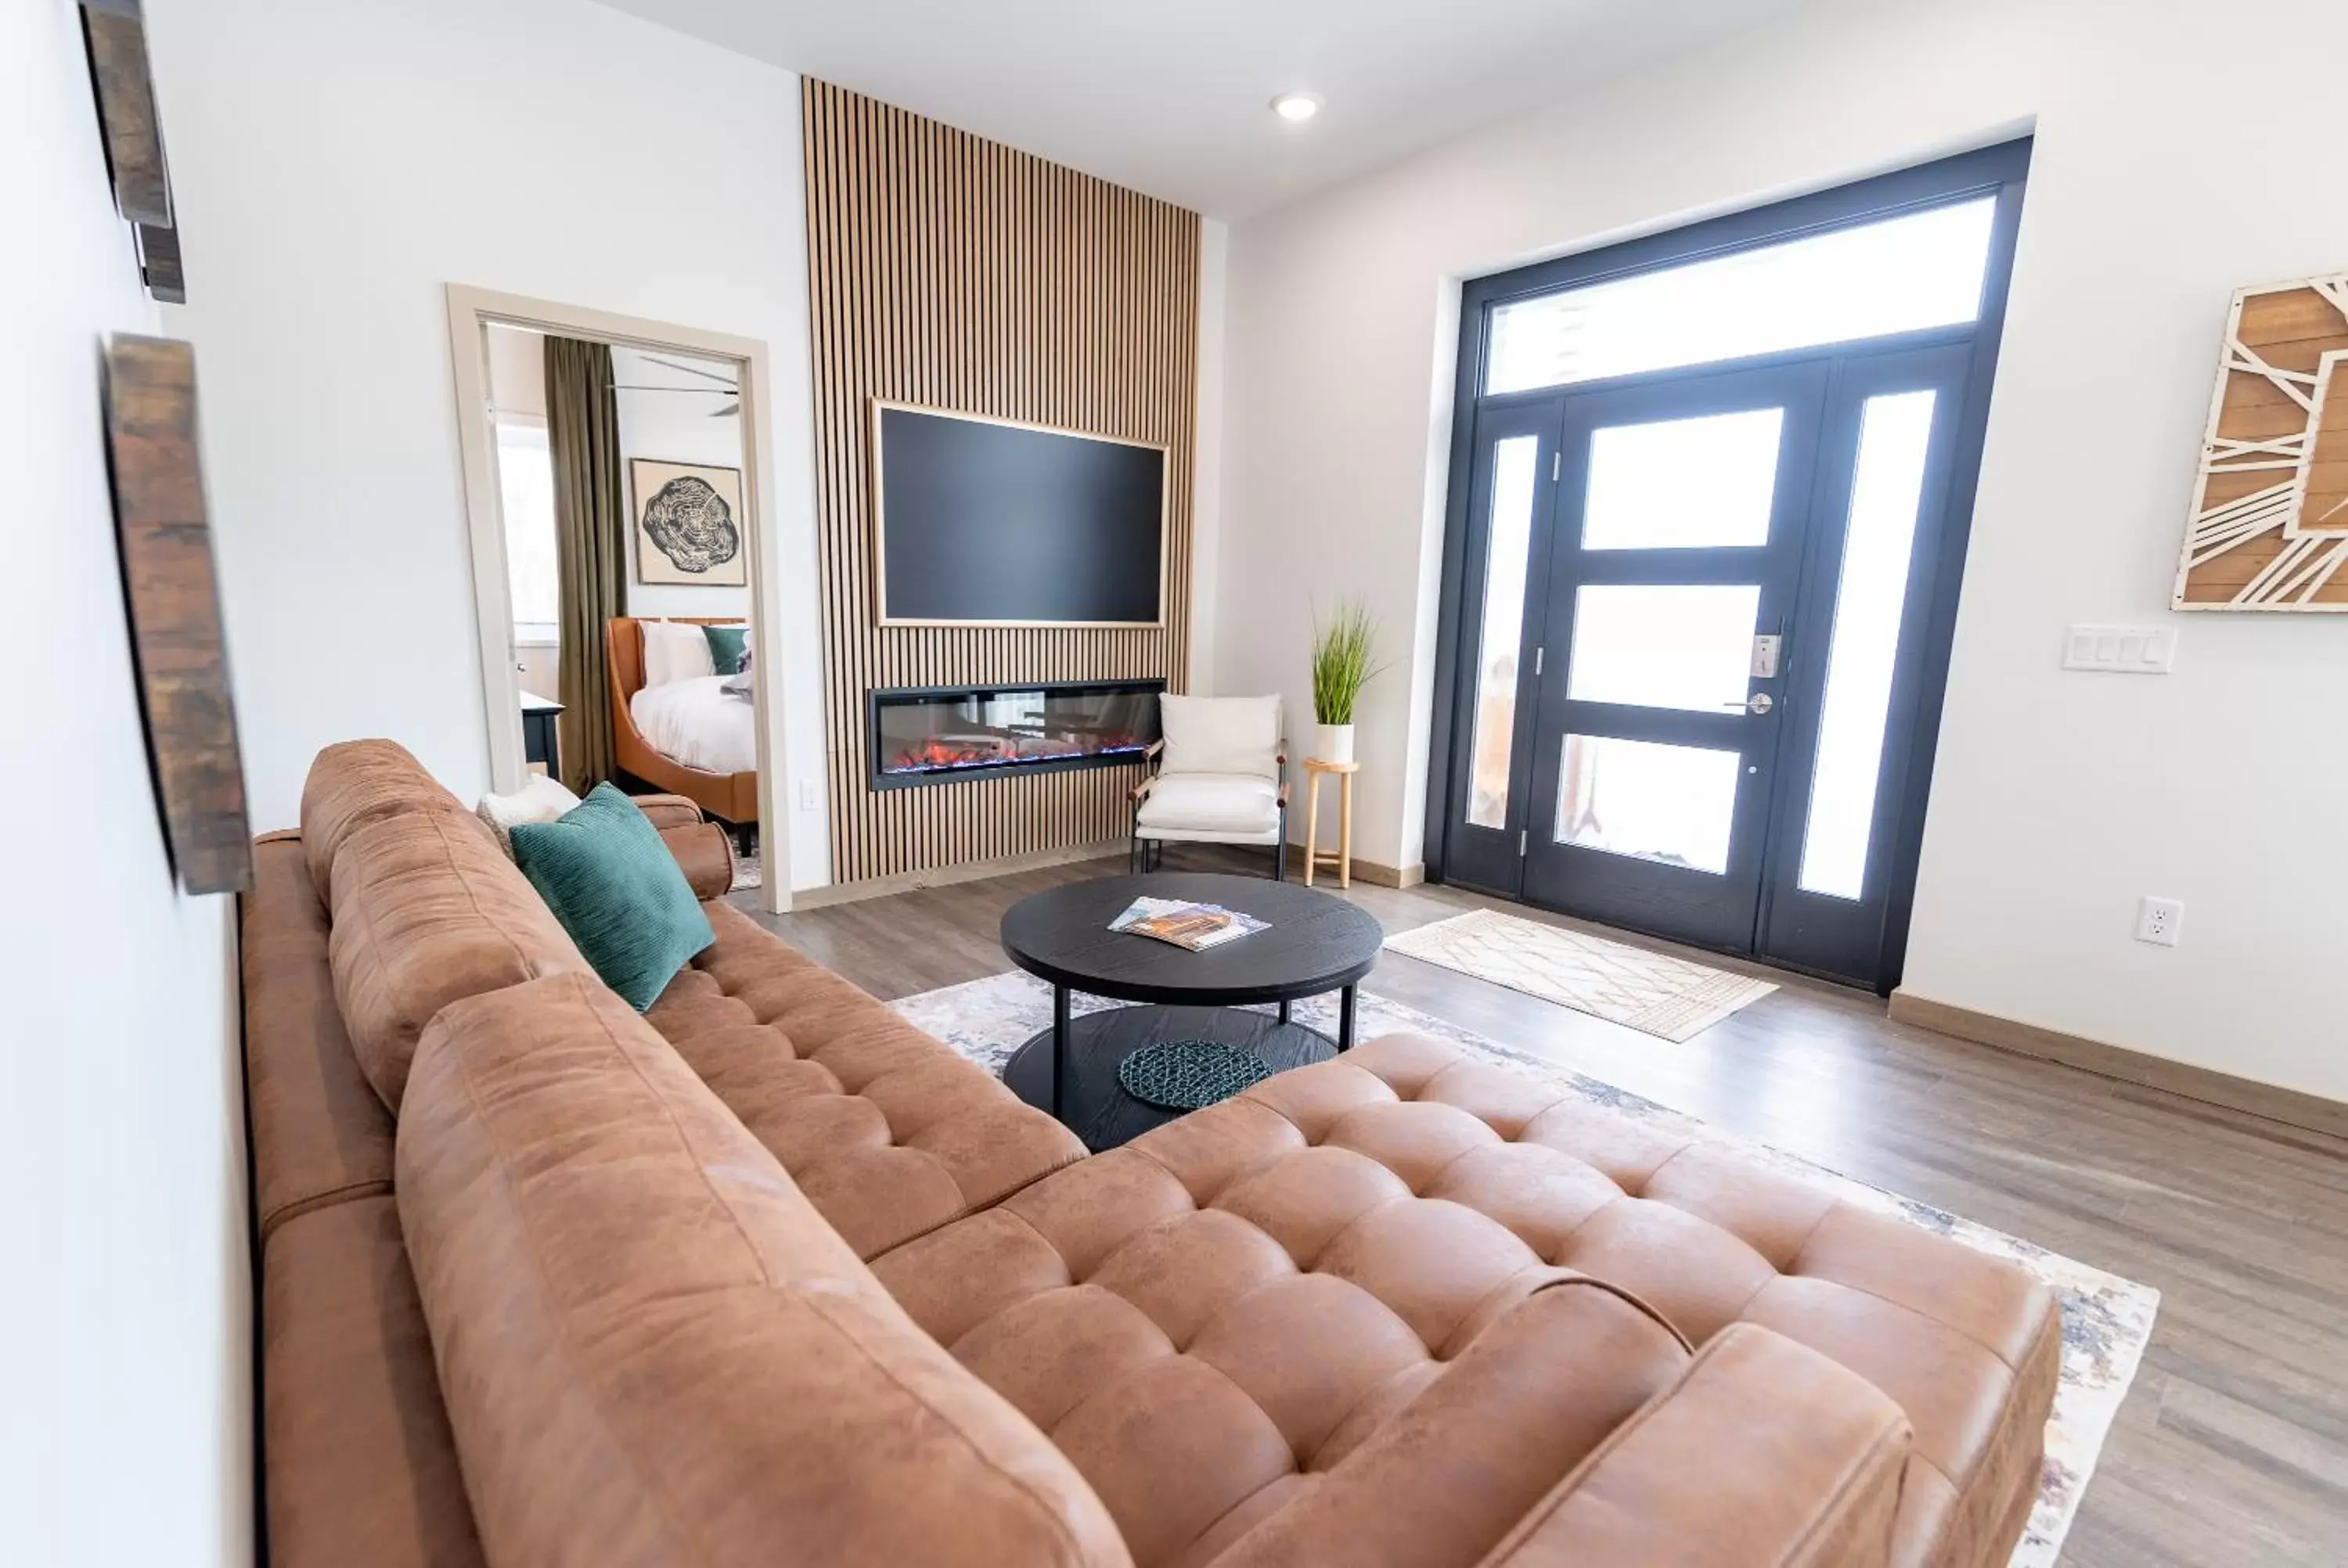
[702,624,748,675]
[510,783,714,1011]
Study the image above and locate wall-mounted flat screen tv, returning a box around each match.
[873,401,1166,627]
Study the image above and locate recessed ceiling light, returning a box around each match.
[1270,93,1322,124]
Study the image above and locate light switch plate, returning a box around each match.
[798,778,820,811]
[2063,625,2177,674]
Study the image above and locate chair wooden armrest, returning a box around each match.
[1277,779,1291,808]
[1129,774,1158,804]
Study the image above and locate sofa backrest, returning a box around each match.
[298,739,486,903]
[326,809,586,1116]
[397,971,1133,1568]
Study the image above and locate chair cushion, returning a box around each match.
[1161,694,1280,779]
[1136,772,1280,836]
[509,783,714,1010]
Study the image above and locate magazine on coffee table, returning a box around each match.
[1110,896,1269,952]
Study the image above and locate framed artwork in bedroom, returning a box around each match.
[630,459,747,587]
[2172,271,2348,611]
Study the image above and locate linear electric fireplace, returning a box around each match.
[870,678,1164,789]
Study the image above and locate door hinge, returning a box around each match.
[1533,646,1544,676]
[1518,830,1528,857]
[1551,451,1561,482]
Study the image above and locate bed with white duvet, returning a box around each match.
[629,674,757,776]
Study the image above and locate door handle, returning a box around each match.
[1725,692,1775,715]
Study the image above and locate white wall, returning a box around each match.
[1216,0,2348,1101]
[149,0,834,889]
[612,346,754,620]
[1,5,250,1566]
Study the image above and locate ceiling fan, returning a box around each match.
[610,352,740,416]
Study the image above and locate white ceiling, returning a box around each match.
[594,0,1813,218]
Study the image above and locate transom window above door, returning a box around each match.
[1483,196,1999,395]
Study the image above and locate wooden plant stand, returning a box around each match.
[1300,758,1359,889]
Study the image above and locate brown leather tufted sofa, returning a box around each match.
[246,740,2057,1568]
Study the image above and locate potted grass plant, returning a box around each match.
[1309,599,1385,765]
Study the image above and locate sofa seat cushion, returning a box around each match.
[1224,1034,2062,1568]
[646,901,1086,1258]
[243,838,395,1239]
[395,972,1129,1568]
[327,809,587,1114]
[877,1034,2053,1568]
[873,1117,1745,1567]
[1136,774,1280,836]
[262,1196,484,1568]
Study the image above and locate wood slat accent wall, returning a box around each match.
[801,80,1201,884]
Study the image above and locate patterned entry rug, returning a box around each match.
[1386,908,1776,1041]
[729,846,762,894]
[891,972,2158,1568]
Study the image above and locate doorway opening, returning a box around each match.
[1425,141,2031,992]
[446,286,792,911]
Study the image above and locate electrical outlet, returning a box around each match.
[2134,896,2184,948]
[798,778,819,812]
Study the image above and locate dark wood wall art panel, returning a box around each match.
[103,336,253,894]
[801,80,1202,884]
[80,0,172,228]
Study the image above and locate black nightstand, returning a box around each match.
[520,692,563,774]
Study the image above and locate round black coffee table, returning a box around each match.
[999,872,1384,1150]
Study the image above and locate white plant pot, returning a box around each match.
[1313,723,1356,766]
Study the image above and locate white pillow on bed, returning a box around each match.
[639,620,716,687]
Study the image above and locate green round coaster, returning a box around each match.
[1116,1040,1274,1112]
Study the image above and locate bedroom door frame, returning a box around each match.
[443,283,794,913]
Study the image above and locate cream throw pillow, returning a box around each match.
[477,775,582,859]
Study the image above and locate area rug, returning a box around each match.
[891,973,2158,1568]
[729,847,762,894]
[1385,907,1776,1041]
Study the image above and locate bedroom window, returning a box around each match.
[496,417,560,646]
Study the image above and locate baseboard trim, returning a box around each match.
[1278,843,1424,889]
[1887,989,2348,1141]
[787,840,1127,910]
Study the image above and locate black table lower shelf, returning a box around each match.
[1003,1004,1336,1153]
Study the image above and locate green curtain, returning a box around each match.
[544,336,625,794]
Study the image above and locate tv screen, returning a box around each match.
[874,403,1165,626]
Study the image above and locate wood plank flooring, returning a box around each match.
[734,845,2348,1566]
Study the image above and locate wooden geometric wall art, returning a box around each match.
[102,335,254,895]
[79,0,173,228]
[2173,272,2348,611]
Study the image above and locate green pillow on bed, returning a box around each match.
[510,784,713,1011]
[702,624,748,675]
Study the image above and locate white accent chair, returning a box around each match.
[1129,695,1290,879]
